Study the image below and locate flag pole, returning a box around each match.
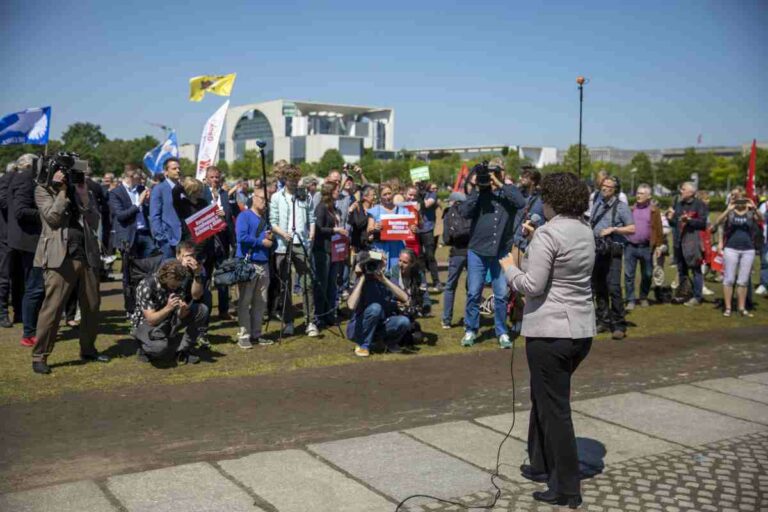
[576,76,586,179]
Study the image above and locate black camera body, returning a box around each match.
[33,152,87,188]
[294,186,308,202]
[473,160,502,189]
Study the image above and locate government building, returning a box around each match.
[222,100,395,164]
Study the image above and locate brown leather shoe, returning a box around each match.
[611,330,626,340]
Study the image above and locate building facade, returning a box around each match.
[410,145,558,169]
[223,100,395,164]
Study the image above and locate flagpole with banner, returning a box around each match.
[0,106,51,147]
[143,131,179,174]
[196,100,229,180]
[746,139,758,204]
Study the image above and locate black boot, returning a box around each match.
[0,315,12,328]
[532,489,582,509]
[32,361,51,375]
[520,464,549,483]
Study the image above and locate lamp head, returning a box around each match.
[576,76,586,85]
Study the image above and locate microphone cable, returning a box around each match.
[394,339,517,511]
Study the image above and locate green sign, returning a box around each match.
[282,102,297,117]
[410,166,430,182]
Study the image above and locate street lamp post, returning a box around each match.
[576,76,586,179]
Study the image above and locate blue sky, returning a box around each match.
[2,0,766,150]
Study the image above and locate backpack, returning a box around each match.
[442,204,472,246]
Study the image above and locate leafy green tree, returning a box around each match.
[316,149,345,177]
[709,156,741,189]
[62,122,108,173]
[230,150,260,179]
[179,158,196,177]
[629,152,653,186]
[562,144,592,177]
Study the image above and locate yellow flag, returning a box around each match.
[189,73,236,102]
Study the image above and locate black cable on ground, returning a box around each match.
[394,339,517,511]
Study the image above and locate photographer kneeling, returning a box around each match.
[131,257,206,365]
[346,251,412,357]
[32,163,109,375]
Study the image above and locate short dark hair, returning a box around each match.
[175,240,197,258]
[163,157,180,171]
[521,168,542,186]
[540,172,589,217]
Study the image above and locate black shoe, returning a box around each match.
[218,312,232,321]
[532,489,582,509]
[0,316,12,328]
[32,361,51,374]
[520,464,549,483]
[81,353,110,363]
[177,351,200,365]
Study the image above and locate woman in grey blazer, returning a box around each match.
[500,172,595,509]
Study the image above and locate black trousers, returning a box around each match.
[526,336,592,496]
[417,231,440,286]
[592,252,626,332]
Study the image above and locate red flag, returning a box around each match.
[746,139,757,203]
[453,163,469,192]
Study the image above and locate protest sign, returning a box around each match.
[410,166,430,182]
[185,204,227,244]
[331,234,349,263]
[380,214,416,241]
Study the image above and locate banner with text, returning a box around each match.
[185,204,227,244]
[196,100,229,180]
[380,213,416,241]
[331,234,349,263]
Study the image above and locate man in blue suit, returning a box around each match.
[110,167,155,313]
[202,165,235,320]
[149,158,182,260]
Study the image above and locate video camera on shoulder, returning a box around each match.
[33,152,87,187]
[473,160,501,189]
[356,250,385,275]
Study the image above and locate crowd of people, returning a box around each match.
[0,152,766,375]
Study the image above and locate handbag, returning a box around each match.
[213,215,266,286]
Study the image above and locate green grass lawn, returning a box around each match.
[0,244,766,405]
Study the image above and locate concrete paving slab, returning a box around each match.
[308,432,493,503]
[739,372,768,385]
[571,392,765,446]
[0,480,116,512]
[218,449,392,512]
[404,420,528,481]
[107,462,259,512]
[647,384,768,425]
[475,409,677,465]
[694,377,768,404]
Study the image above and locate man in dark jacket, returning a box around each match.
[666,181,708,306]
[0,162,21,327]
[440,191,471,329]
[110,167,154,313]
[459,159,525,349]
[8,154,45,347]
[201,165,234,320]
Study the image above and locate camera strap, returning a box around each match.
[590,199,619,229]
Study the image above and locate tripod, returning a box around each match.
[277,192,344,342]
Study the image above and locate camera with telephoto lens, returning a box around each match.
[357,250,385,275]
[33,152,87,188]
[294,186,308,202]
[473,161,493,189]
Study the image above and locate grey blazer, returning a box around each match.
[505,215,596,339]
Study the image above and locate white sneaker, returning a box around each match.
[237,336,253,349]
[702,285,715,296]
[283,323,294,336]
[498,334,512,349]
[461,331,476,347]
[306,323,319,337]
[755,284,768,296]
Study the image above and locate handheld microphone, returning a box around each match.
[529,213,542,225]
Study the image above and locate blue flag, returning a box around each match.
[0,107,51,145]
[143,131,179,173]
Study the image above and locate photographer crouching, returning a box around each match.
[346,251,412,357]
[31,156,109,375]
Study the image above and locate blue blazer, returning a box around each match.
[109,184,150,250]
[149,179,181,246]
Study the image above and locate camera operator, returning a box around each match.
[269,165,318,337]
[414,181,442,292]
[590,176,635,340]
[459,157,525,349]
[346,251,411,357]
[396,248,429,345]
[440,191,471,329]
[31,166,109,375]
[132,257,206,365]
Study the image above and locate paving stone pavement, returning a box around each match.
[404,431,768,512]
[1,372,767,511]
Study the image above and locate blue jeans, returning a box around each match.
[624,243,652,302]
[674,246,703,300]
[465,249,508,336]
[760,243,768,287]
[442,254,467,325]
[20,251,44,338]
[353,303,411,350]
